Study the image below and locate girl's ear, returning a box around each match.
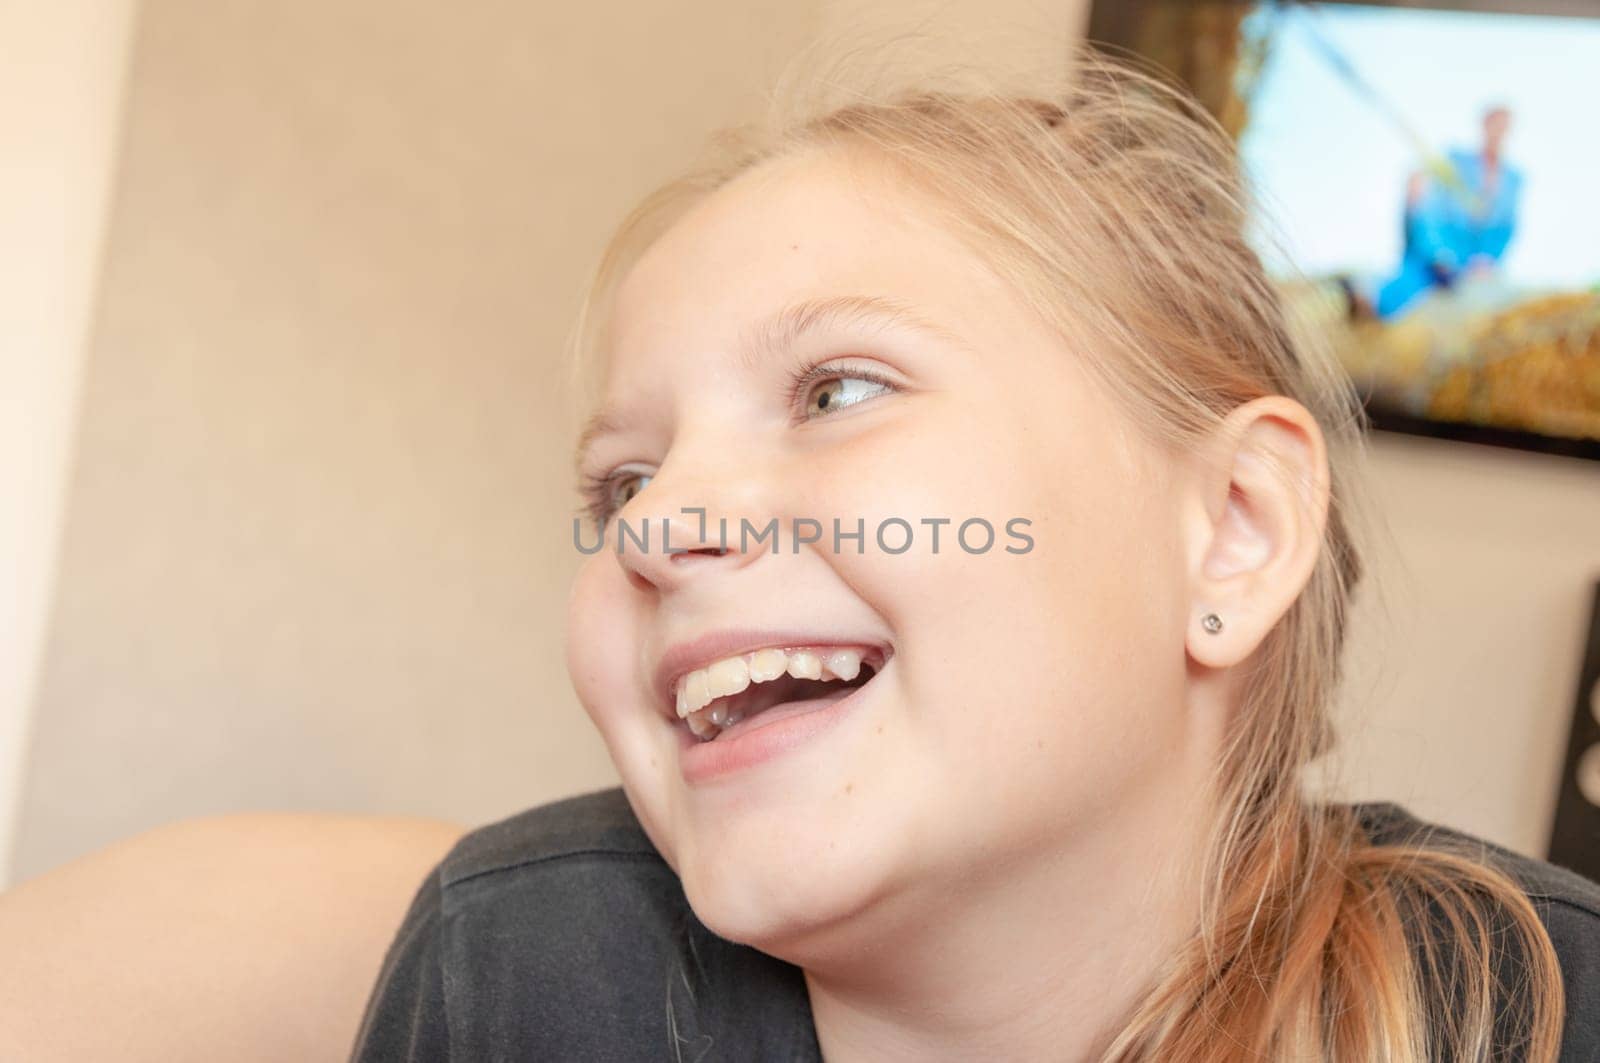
[1181,396,1331,669]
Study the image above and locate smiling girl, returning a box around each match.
[353,47,1599,1062]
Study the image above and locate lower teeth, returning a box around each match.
[683,706,753,742]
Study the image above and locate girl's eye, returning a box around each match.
[580,365,896,526]
[609,472,652,509]
[580,468,652,526]
[801,372,894,418]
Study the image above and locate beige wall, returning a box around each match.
[818,0,1089,81]
[0,0,137,886]
[8,0,1597,883]
[7,0,819,883]
[1321,432,1600,855]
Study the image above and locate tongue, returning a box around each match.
[713,686,857,742]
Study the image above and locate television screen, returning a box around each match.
[1091,1,1600,458]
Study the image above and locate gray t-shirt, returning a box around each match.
[350,787,1600,1061]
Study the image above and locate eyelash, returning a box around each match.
[574,358,901,527]
[783,358,901,421]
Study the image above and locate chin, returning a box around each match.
[677,832,887,953]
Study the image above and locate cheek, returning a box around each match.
[794,395,1067,625]
[565,555,651,744]
[951,478,1189,842]
[565,555,685,862]
[807,396,1189,843]
[566,555,686,808]
[792,405,1013,561]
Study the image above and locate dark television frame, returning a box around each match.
[1086,0,1600,462]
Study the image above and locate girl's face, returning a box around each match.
[566,151,1203,952]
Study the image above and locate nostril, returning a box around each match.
[672,547,727,562]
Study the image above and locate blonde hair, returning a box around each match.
[565,37,1566,1062]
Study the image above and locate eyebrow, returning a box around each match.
[573,294,964,470]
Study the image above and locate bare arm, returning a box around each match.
[0,813,465,1063]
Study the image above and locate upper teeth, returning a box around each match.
[673,646,867,719]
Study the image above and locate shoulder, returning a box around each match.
[430,786,693,978]
[1352,801,1600,921]
[1352,801,1600,1058]
[406,784,690,978]
[353,787,819,1061]
[429,786,688,955]
[352,787,681,1060]
[439,785,663,885]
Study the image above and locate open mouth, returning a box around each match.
[669,646,887,743]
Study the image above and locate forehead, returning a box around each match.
[599,151,1011,378]
[578,150,1155,482]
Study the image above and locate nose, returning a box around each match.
[611,460,769,594]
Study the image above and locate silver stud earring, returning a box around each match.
[1202,613,1224,634]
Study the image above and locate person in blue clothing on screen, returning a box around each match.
[1376,105,1522,319]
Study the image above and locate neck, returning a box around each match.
[797,761,1219,1062]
